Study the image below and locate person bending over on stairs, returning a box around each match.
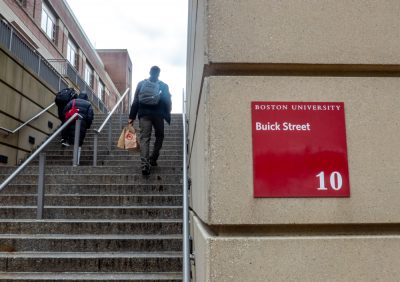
[62,92,94,165]
[128,66,172,176]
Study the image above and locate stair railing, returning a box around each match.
[93,88,130,166]
[182,89,191,282]
[0,102,56,135]
[0,113,83,219]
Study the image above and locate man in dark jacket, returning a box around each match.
[128,66,172,175]
[62,92,94,164]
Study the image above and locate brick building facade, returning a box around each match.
[1,0,131,111]
[0,0,132,165]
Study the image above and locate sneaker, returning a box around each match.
[149,158,158,166]
[61,142,70,147]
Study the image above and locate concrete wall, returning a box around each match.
[187,0,400,281]
[0,47,60,166]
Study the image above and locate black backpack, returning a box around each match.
[55,88,76,107]
[139,79,161,105]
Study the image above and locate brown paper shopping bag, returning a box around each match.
[117,127,126,149]
[124,125,140,151]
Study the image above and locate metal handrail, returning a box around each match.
[92,88,130,166]
[0,113,82,218]
[182,89,190,281]
[0,102,56,135]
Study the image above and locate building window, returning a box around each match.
[41,3,56,43]
[85,63,94,89]
[67,38,78,69]
[98,81,104,101]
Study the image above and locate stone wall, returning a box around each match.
[187,0,400,281]
[0,47,59,166]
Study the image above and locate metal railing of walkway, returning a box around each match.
[0,19,107,113]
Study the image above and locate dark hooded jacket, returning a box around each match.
[129,80,172,124]
[63,93,94,129]
[62,93,94,146]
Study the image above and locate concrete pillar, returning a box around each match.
[187,0,400,281]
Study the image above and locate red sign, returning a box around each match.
[251,102,350,198]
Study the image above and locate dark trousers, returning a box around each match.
[58,106,68,141]
[63,120,88,146]
[139,116,164,166]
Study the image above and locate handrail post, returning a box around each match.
[37,152,46,219]
[92,88,129,166]
[108,118,112,153]
[8,28,13,50]
[119,103,123,129]
[93,133,98,166]
[182,89,190,282]
[73,119,81,166]
[37,56,41,76]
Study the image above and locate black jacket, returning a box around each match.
[129,79,172,124]
[63,93,94,129]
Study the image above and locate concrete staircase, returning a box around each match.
[0,114,183,281]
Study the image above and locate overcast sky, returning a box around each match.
[65,0,188,113]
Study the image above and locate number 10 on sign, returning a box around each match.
[316,171,343,191]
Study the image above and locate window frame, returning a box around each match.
[85,63,94,89]
[40,2,56,43]
[67,38,78,69]
[98,81,105,101]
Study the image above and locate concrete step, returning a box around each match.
[0,166,182,176]
[92,119,184,124]
[0,194,182,206]
[27,152,183,160]
[92,123,183,127]
[92,117,182,123]
[41,148,183,155]
[54,131,183,141]
[84,133,183,138]
[27,160,183,167]
[2,184,182,195]
[0,271,182,281]
[0,219,182,235]
[27,156,183,166]
[92,115,182,120]
[82,134,183,142]
[89,124,183,129]
[0,206,182,219]
[50,138,183,144]
[0,252,182,272]
[86,128,183,134]
[27,160,182,167]
[92,122,184,127]
[0,234,182,252]
[0,174,183,185]
[46,141,183,149]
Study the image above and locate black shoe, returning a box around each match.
[149,158,158,166]
[141,163,151,176]
[142,167,150,176]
